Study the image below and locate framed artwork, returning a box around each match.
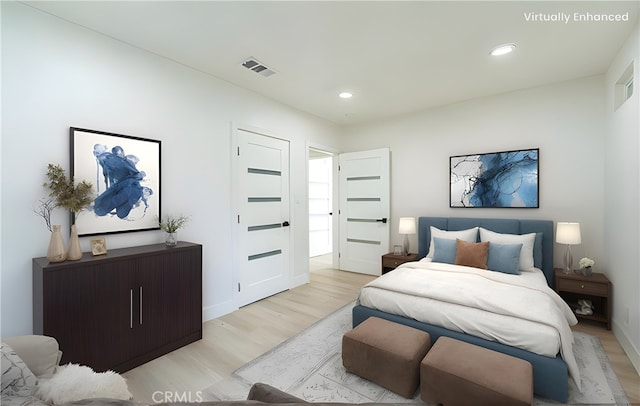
[90,238,107,256]
[450,148,539,208]
[71,127,161,236]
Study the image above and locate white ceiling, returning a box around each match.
[23,1,639,125]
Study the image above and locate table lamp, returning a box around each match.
[556,222,581,274]
[398,217,416,256]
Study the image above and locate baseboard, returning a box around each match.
[202,299,237,323]
[613,320,640,375]
[291,273,309,289]
[201,273,309,323]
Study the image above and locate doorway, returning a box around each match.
[308,148,333,272]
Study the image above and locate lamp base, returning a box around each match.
[403,234,410,256]
[563,244,574,274]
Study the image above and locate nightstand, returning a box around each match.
[381,253,419,274]
[554,269,612,330]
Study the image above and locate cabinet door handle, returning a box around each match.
[130,289,133,329]
[139,286,143,325]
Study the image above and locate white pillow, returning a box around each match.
[427,226,479,258]
[479,228,536,271]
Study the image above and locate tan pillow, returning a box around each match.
[455,239,489,269]
[2,335,60,378]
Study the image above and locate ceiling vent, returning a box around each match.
[241,57,277,77]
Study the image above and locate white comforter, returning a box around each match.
[358,261,581,388]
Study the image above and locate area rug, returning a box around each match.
[203,302,629,405]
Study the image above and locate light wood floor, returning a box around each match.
[123,265,639,404]
[572,321,640,403]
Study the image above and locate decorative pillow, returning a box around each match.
[427,226,478,258]
[2,336,61,379]
[487,243,523,275]
[0,395,48,406]
[36,363,132,404]
[479,228,536,271]
[1,343,38,397]
[431,237,457,264]
[533,232,543,269]
[454,239,489,269]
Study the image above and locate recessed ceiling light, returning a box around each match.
[490,43,516,56]
[339,92,353,99]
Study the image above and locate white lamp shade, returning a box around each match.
[556,222,581,245]
[398,217,416,235]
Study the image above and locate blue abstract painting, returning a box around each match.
[93,144,153,219]
[71,127,161,236]
[450,149,539,208]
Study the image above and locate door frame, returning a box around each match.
[231,123,294,308]
[305,142,340,270]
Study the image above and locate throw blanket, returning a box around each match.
[358,261,581,389]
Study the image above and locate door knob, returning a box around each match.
[282,221,290,227]
[376,218,388,224]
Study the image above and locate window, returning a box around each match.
[624,76,633,101]
[615,62,634,110]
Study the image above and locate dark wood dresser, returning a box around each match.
[33,241,202,372]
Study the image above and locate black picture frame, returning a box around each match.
[450,148,539,208]
[71,127,161,236]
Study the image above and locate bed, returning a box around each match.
[352,217,578,402]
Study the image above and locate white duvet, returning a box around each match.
[358,260,581,388]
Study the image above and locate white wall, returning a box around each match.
[604,23,640,372]
[0,2,340,336]
[341,76,606,270]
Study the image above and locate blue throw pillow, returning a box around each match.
[432,237,457,264]
[487,242,523,275]
[533,232,543,269]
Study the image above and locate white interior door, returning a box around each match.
[309,155,332,257]
[339,148,390,275]
[237,129,290,306]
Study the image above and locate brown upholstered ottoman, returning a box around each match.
[342,317,431,398]
[421,337,533,406]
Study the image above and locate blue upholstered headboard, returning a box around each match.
[418,217,555,288]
